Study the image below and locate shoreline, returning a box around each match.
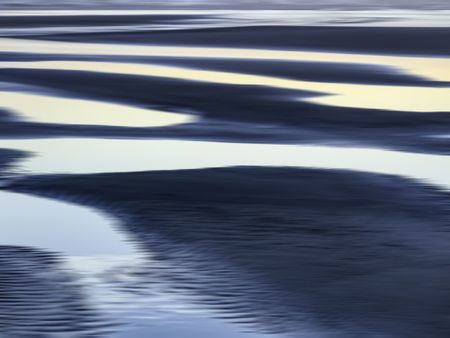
[8,166,450,337]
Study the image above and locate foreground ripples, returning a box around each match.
[1,9,450,338]
[10,166,450,337]
[0,245,116,337]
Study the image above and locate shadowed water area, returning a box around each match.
[1,9,450,338]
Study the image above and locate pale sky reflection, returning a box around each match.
[1,37,449,80]
[0,190,133,256]
[0,91,194,127]
[1,138,448,190]
[0,59,448,112]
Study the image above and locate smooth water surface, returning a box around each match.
[0,138,449,189]
[0,90,194,127]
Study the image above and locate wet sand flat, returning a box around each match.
[1,9,450,338]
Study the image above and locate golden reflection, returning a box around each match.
[1,60,448,112]
[0,91,193,127]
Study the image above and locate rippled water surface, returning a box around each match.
[1,8,450,338]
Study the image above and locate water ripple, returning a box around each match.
[0,245,117,337]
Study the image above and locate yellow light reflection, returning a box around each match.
[1,60,448,112]
[0,38,449,81]
[0,91,194,127]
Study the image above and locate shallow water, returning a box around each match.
[0,9,449,35]
[1,138,449,190]
[1,9,450,338]
[2,37,450,81]
[0,190,288,338]
[1,36,449,114]
[0,190,132,255]
[0,90,193,127]
[1,59,449,112]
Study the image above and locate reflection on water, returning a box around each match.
[0,245,115,336]
[110,316,280,338]
[1,38,450,81]
[1,138,449,189]
[0,189,137,336]
[0,90,193,127]
[0,189,288,337]
[11,166,450,338]
[0,10,449,36]
[1,60,448,112]
[63,248,286,338]
[1,10,450,338]
[0,190,133,255]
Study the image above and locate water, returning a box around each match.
[0,190,132,255]
[0,10,449,34]
[2,38,449,81]
[0,190,288,337]
[0,90,194,127]
[1,9,450,338]
[0,138,449,189]
[1,58,449,112]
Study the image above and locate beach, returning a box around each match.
[1,9,450,338]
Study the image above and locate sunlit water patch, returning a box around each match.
[0,90,193,127]
[1,60,448,112]
[1,138,449,190]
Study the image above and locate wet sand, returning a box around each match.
[0,148,27,176]
[1,10,450,338]
[33,26,450,56]
[8,166,450,337]
[1,67,449,154]
[0,245,116,336]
